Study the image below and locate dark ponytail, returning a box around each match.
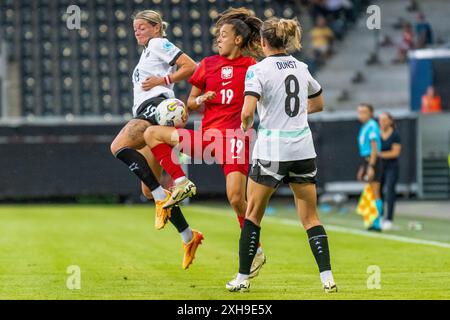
[215,7,263,57]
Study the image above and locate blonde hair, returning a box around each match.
[132,10,168,37]
[261,17,302,53]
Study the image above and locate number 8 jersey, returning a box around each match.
[244,53,322,162]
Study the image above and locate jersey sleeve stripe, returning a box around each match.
[308,88,323,99]
[244,91,261,99]
[169,51,183,66]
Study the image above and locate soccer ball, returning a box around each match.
[155,98,187,128]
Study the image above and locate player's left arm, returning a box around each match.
[306,67,323,114]
[308,93,324,114]
[241,95,258,132]
[242,65,262,131]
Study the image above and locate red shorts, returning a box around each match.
[176,129,250,177]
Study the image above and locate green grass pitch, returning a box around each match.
[0,204,449,299]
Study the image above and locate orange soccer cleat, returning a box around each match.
[154,190,172,230]
[182,229,204,269]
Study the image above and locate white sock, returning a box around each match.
[256,247,263,254]
[180,227,193,244]
[236,273,249,282]
[151,186,167,201]
[174,176,186,184]
[320,270,334,285]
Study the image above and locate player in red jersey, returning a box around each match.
[143,8,267,276]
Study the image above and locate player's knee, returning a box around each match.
[110,138,122,156]
[228,191,244,210]
[244,199,262,221]
[143,126,156,145]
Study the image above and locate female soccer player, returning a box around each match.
[110,10,202,269]
[226,17,337,293]
[144,8,267,277]
[356,103,383,231]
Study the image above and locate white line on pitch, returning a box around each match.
[275,218,450,249]
[191,206,450,249]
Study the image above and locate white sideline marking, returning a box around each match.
[275,218,450,249]
[192,206,450,249]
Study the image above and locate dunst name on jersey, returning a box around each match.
[276,60,297,70]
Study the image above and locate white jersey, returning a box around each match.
[244,54,322,162]
[132,37,183,116]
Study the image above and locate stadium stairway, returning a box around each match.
[313,0,450,113]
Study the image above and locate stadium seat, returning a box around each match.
[0,0,303,117]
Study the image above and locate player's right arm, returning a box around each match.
[141,38,196,91]
[241,95,258,131]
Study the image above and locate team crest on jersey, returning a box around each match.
[246,70,255,80]
[163,41,174,52]
[221,66,233,79]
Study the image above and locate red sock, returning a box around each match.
[237,215,245,229]
[150,143,185,181]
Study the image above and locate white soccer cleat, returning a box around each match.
[163,178,197,209]
[226,278,250,292]
[323,280,338,293]
[249,250,266,279]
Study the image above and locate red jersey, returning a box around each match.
[189,55,256,135]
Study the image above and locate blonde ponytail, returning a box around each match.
[261,17,302,53]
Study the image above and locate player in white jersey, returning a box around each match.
[226,17,337,293]
[110,10,203,270]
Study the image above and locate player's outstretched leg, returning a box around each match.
[292,184,337,293]
[166,174,197,209]
[144,126,197,208]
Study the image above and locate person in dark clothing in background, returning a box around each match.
[415,12,433,48]
[379,112,402,231]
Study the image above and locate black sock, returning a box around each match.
[239,219,261,275]
[115,147,160,191]
[169,206,189,233]
[307,225,331,273]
